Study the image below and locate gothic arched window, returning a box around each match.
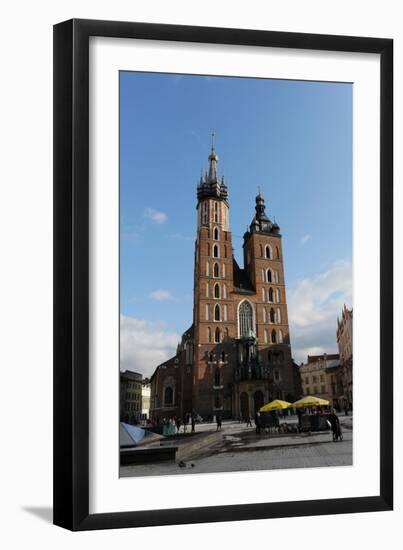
[265,245,272,259]
[271,329,277,343]
[214,202,219,223]
[215,327,221,343]
[214,227,219,240]
[164,386,173,406]
[270,308,275,323]
[214,283,220,299]
[213,244,219,258]
[213,262,219,278]
[239,301,253,337]
[268,287,274,302]
[214,304,220,321]
[267,269,273,283]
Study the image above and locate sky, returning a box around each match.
[119,71,352,376]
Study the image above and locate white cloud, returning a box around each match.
[288,260,352,364]
[149,289,174,301]
[144,208,167,224]
[120,315,179,377]
[300,233,311,245]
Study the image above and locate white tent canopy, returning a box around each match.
[120,422,164,448]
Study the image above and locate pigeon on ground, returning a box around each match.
[178,460,186,468]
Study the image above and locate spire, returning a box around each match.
[196,133,228,205]
[208,130,218,183]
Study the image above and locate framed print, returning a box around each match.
[53,19,393,530]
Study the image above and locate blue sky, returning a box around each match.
[119,71,352,374]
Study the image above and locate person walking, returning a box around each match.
[328,408,342,441]
[191,412,196,433]
[255,411,261,435]
[216,413,222,431]
[246,415,253,427]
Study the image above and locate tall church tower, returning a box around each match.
[192,137,236,416]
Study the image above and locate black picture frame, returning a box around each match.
[53,18,393,531]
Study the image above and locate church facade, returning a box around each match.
[149,143,300,421]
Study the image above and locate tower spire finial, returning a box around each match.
[208,131,218,182]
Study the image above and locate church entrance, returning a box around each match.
[253,390,264,414]
[240,392,249,420]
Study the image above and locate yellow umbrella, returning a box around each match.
[260,399,291,412]
[291,395,329,408]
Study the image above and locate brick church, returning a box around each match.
[150,140,300,421]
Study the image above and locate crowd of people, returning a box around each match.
[145,407,343,441]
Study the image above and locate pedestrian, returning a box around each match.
[216,413,222,431]
[255,411,261,434]
[191,412,196,432]
[246,415,252,427]
[328,408,342,441]
[296,408,302,430]
[175,416,181,433]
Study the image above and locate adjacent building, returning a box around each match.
[120,370,143,424]
[150,141,299,422]
[299,354,344,409]
[337,305,353,410]
[141,378,151,421]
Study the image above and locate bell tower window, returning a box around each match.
[214,227,219,240]
[213,244,219,258]
[267,269,272,283]
[214,202,219,223]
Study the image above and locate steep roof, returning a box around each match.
[232,259,255,293]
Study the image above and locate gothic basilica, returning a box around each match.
[150,141,300,421]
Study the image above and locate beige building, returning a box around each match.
[141,378,151,421]
[337,305,353,410]
[299,354,344,409]
[120,370,143,424]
